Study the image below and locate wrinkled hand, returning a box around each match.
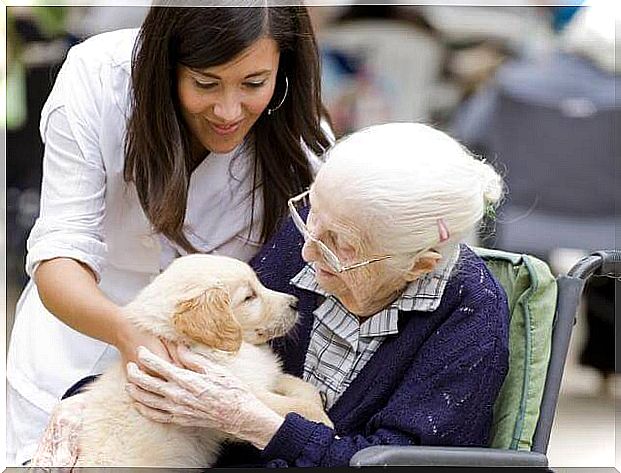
[126,345,284,449]
[30,394,86,469]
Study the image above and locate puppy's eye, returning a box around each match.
[243,291,256,303]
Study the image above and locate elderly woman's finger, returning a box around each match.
[136,346,186,380]
[126,383,205,418]
[175,346,245,386]
[31,416,58,466]
[137,346,224,395]
[31,401,83,468]
[132,401,212,428]
[140,344,230,382]
[143,344,231,383]
[126,383,170,411]
[128,361,215,412]
[161,339,185,368]
[133,401,175,424]
[126,361,171,397]
[175,344,219,374]
[55,429,80,468]
[136,345,249,407]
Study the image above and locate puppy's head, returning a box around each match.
[123,254,298,352]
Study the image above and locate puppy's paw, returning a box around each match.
[304,408,334,429]
[276,374,323,401]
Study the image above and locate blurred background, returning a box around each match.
[3,1,619,468]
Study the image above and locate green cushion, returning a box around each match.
[473,247,557,451]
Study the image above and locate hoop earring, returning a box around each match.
[267,75,289,116]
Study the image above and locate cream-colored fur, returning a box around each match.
[71,254,331,467]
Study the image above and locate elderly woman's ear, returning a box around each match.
[404,251,443,282]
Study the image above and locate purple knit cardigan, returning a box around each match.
[215,216,510,468]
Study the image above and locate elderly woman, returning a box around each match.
[38,123,510,468]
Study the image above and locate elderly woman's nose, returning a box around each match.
[301,238,319,262]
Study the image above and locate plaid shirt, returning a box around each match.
[290,247,460,410]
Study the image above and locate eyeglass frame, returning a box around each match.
[287,189,393,273]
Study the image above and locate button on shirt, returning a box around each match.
[290,246,460,410]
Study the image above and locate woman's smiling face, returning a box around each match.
[176,37,280,155]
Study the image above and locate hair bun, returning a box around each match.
[475,159,504,205]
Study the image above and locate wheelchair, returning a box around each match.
[350,248,620,468]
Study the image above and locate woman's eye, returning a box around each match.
[339,243,356,259]
[324,232,337,247]
[194,80,217,90]
[244,81,266,89]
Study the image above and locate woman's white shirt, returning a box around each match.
[6,28,323,465]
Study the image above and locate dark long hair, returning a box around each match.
[124,6,331,253]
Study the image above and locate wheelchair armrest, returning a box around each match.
[349,445,548,467]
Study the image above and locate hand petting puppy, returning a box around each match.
[126,345,285,449]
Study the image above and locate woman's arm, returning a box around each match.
[34,257,170,365]
[28,80,169,364]
[35,258,122,347]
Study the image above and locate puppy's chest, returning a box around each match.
[224,344,283,391]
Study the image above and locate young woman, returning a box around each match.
[6,4,332,465]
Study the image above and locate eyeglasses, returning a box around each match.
[287,189,392,273]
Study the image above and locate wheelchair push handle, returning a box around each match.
[568,249,621,280]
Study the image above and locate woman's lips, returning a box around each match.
[315,265,337,278]
[209,120,242,136]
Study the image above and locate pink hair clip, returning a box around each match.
[437,218,450,243]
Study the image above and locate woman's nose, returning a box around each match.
[301,238,319,263]
[213,94,242,121]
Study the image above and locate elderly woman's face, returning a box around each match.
[301,188,410,317]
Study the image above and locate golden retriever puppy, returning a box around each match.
[69,254,331,467]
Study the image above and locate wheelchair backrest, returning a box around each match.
[473,247,557,450]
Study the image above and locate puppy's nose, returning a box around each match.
[288,296,299,311]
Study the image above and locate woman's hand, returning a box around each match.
[125,345,284,449]
[114,320,172,369]
[30,394,86,469]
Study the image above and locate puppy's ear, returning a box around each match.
[172,285,242,352]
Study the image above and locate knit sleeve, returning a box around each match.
[261,412,416,467]
[261,264,510,467]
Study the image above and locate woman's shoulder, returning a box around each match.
[40,29,138,147]
[452,245,506,296]
[66,28,138,72]
[44,28,138,106]
[444,245,510,327]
